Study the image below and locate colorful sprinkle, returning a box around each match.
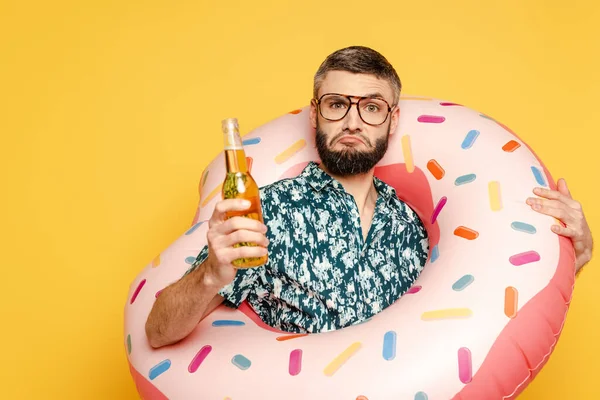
[440,102,462,106]
[186,345,212,374]
[289,349,302,376]
[431,196,447,223]
[185,221,204,235]
[454,226,479,240]
[151,254,161,268]
[130,279,146,304]
[418,115,446,123]
[452,275,474,291]
[505,287,518,318]
[149,359,171,380]
[231,354,252,370]
[276,334,309,342]
[185,256,196,264]
[502,140,521,152]
[401,135,414,173]
[155,289,163,298]
[430,245,439,263]
[511,221,536,234]
[212,320,245,327]
[480,114,496,121]
[415,392,429,400]
[407,285,422,294]
[200,169,209,188]
[488,181,502,211]
[289,109,303,114]
[421,308,473,321]
[455,173,476,186]
[427,159,445,180]
[127,334,131,355]
[458,347,472,383]
[531,166,547,187]
[242,137,261,146]
[201,183,223,207]
[246,157,253,173]
[382,331,397,361]
[461,130,480,149]
[509,251,540,266]
[324,342,361,376]
[275,139,306,164]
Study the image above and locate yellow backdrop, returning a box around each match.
[2,0,598,398]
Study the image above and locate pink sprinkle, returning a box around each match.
[188,345,212,373]
[431,196,447,224]
[509,251,541,266]
[440,102,462,106]
[407,285,422,294]
[130,279,146,304]
[289,349,302,376]
[418,115,446,123]
[458,347,472,383]
[155,289,163,298]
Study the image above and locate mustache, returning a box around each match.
[329,131,372,147]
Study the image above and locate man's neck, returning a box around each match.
[318,163,378,214]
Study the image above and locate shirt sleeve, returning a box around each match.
[182,244,259,309]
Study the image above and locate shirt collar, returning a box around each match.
[301,161,398,202]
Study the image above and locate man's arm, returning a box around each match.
[145,260,224,349]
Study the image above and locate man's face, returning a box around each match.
[310,70,400,176]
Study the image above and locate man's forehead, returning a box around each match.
[318,71,393,100]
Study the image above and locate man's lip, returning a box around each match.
[337,136,365,145]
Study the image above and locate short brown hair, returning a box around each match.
[313,46,402,104]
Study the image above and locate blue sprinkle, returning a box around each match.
[185,221,204,235]
[511,221,537,234]
[242,137,261,146]
[149,359,171,380]
[184,256,196,264]
[431,245,439,263]
[382,331,397,361]
[461,130,480,149]
[415,392,429,400]
[531,166,547,187]
[231,354,252,370]
[452,274,475,291]
[455,173,477,186]
[212,320,246,327]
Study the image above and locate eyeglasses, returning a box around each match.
[314,93,395,126]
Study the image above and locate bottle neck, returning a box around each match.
[225,148,248,173]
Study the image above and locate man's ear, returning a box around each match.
[310,99,318,130]
[389,105,401,135]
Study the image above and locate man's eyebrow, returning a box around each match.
[362,92,386,99]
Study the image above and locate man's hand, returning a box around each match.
[526,178,593,273]
[204,198,269,287]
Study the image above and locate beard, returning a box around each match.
[315,122,390,177]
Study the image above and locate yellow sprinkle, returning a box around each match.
[421,308,473,321]
[323,342,361,377]
[488,181,502,211]
[151,254,161,268]
[275,139,306,164]
[401,135,414,173]
[201,183,223,207]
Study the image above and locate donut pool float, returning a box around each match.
[124,97,576,399]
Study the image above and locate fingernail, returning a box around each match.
[242,200,251,207]
[533,204,540,210]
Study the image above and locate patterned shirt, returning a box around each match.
[184,161,429,333]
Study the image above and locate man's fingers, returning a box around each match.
[557,178,572,198]
[219,229,269,248]
[551,224,578,238]
[216,216,268,235]
[529,203,576,224]
[220,245,268,265]
[530,187,580,210]
[208,199,251,227]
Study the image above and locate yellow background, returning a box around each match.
[2,0,598,398]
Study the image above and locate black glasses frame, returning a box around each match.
[313,93,395,126]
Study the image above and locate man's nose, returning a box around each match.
[342,102,363,132]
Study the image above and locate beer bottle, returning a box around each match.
[221,118,268,268]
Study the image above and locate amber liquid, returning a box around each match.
[222,148,268,268]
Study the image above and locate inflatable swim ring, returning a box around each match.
[124,97,576,399]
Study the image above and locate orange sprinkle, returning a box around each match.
[201,183,223,207]
[504,286,518,318]
[276,334,308,342]
[151,254,161,268]
[454,226,479,240]
[502,140,520,152]
[289,109,302,114]
[246,157,253,173]
[427,159,445,180]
